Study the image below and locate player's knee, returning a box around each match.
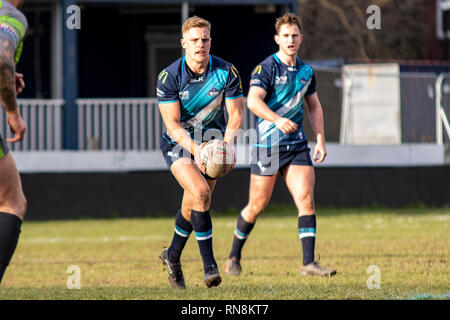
[9,194,27,219]
[16,195,27,219]
[193,188,211,206]
[0,191,27,219]
[298,193,315,212]
[248,201,267,218]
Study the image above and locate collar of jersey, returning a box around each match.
[181,55,212,81]
[273,53,301,69]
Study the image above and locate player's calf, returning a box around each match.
[298,214,316,266]
[0,211,23,285]
[190,187,212,211]
[191,209,221,288]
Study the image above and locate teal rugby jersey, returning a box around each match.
[250,53,316,148]
[157,55,243,147]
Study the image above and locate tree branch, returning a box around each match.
[318,0,369,59]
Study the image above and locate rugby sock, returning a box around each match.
[168,210,193,263]
[0,212,22,285]
[298,214,316,266]
[190,209,217,271]
[229,214,255,261]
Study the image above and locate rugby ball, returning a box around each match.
[198,139,235,179]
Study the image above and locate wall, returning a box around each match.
[20,165,450,221]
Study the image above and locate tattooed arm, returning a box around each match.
[0,36,26,142]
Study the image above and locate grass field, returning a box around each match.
[0,205,448,300]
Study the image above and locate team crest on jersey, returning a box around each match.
[208,87,220,97]
[179,91,189,100]
[275,76,287,85]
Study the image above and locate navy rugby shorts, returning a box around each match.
[250,141,313,176]
[160,138,216,180]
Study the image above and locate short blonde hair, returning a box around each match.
[182,16,211,35]
[275,13,302,34]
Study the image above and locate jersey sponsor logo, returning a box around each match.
[208,87,220,97]
[179,90,189,100]
[158,70,168,84]
[156,88,165,98]
[230,65,239,78]
[231,64,243,93]
[189,76,204,83]
[275,76,287,85]
[253,65,262,75]
[250,79,261,86]
[287,66,297,72]
[0,23,19,46]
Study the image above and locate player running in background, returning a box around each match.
[0,0,28,285]
[224,13,336,277]
[157,16,243,289]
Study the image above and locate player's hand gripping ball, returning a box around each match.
[197,139,236,179]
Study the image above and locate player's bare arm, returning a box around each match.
[304,92,326,163]
[247,85,298,134]
[0,38,18,112]
[224,96,244,145]
[158,100,200,155]
[0,37,26,143]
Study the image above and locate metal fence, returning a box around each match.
[77,98,163,151]
[1,99,64,151]
[1,98,257,152]
[310,67,450,145]
[76,98,258,151]
[436,73,450,145]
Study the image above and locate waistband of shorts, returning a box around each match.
[253,141,309,152]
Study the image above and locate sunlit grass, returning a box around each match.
[0,206,448,300]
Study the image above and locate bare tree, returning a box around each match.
[298,0,431,60]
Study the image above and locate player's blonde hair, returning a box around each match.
[182,16,211,35]
[275,13,302,34]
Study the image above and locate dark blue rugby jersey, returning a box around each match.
[249,53,316,148]
[157,55,243,146]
